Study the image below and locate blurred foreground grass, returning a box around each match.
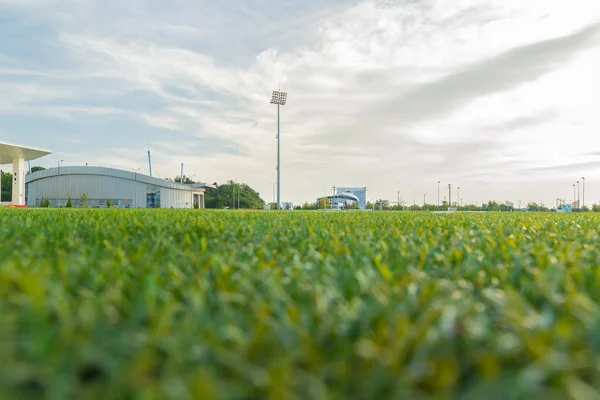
[1,209,600,399]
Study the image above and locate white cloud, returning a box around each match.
[1,0,600,205]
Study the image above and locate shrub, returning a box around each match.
[66,196,72,208]
[80,193,88,208]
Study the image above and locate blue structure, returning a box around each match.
[336,187,367,209]
[318,192,360,210]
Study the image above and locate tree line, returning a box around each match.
[292,199,599,212]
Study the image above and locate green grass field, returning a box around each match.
[1,209,600,399]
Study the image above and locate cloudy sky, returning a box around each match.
[1,0,600,206]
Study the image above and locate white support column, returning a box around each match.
[12,157,25,205]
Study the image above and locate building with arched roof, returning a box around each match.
[26,166,211,208]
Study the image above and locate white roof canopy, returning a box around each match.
[0,141,52,164]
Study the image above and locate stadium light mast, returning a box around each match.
[448,184,452,209]
[270,87,287,210]
[582,177,585,208]
[437,181,440,211]
[55,159,63,208]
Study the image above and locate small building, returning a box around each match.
[318,192,360,210]
[26,166,209,208]
[336,187,367,209]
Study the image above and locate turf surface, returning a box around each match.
[1,209,600,399]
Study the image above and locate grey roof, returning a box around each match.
[26,166,206,192]
[0,141,52,164]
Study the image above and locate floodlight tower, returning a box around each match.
[582,177,585,207]
[270,87,288,210]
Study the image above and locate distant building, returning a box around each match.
[26,166,210,208]
[318,192,360,210]
[336,187,367,209]
[557,203,573,213]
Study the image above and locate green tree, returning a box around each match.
[27,166,46,175]
[204,181,265,209]
[41,197,50,208]
[1,170,11,202]
[593,204,600,212]
[301,202,317,210]
[318,197,331,209]
[374,199,390,210]
[486,201,500,211]
[66,196,73,208]
[80,193,88,208]
[175,175,195,184]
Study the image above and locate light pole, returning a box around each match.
[437,181,440,211]
[270,87,288,210]
[577,180,580,208]
[131,168,140,181]
[457,187,460,207]
[423,193,426,208]
[582,177,585,208]
[448,184,452,209]
[55,160,63,207]
[232,179,237,209]
[397,191,400,210]
[270,182,276,207]
[573,183,576,206]
[238,182,241,209]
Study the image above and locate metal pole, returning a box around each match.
[577,181,580,208]
[437,181,440,211]
[424,193,426,208]
[148,150,152,177]
[55,160,63,207]
[457,187,460,207]
[448,184,451,209]
[180,163,184,185]
[277,103,281,210]
[271,182,276,206]
[573,184,576,205]
[582,177,585,208]
[232,181,235,209]
[238,183,240,209]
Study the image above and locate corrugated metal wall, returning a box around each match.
[26,166,205,208]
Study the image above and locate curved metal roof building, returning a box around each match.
[26,166,208,208]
